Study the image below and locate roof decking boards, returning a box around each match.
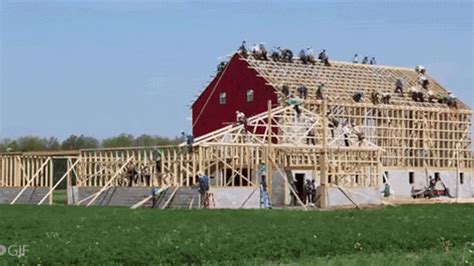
[243,55,469,110]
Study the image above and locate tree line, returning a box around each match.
[0,134,182,153]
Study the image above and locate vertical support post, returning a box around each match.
[319,101,328,208]
[376,149,382,187]
[14,155,20,187]
[49,158,53,205]
[66,158,72,204]
[456,150,460,199]
[198,146,203,185]
[266,100,273,197]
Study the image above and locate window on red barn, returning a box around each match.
[246,89,254,102]
[219,92,227,105]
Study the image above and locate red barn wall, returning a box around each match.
[192,54,278,137]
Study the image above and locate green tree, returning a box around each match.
[102,134,135,148]
[16,136,48,151]
[61,135,99,150]
[46,137,60,150]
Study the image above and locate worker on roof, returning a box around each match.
[259,43,268,60]
[282,84,290,96]
[297,85,308,99]
[371,91,381,104]
[216,61,226,73]
[287,94,302,119]
[446,91,457,108]
[252,43,268,60]
[238,40,248,58]
[427,89,438,103]
[271,46,281,61]
[316,83,325,100]
[352,54,359,63]
[435,92,446,104]
[306,46,315,64]
[252,43,260,54]
[382,92,391,104]
[318,49,327,60]
[299,46,315,64]
[418,75,429,89]
[280,48,293,63]
[409,86,424,102]
[361,56,369,64]
[318,49,331,66]
[415,65,425,74]
[298,48,307,61]
[353,90,364,102]
[395,79,404,95]
[370,57,377,65]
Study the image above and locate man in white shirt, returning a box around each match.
[352,54,359,63]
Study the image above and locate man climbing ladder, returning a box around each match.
[259,162,272,209]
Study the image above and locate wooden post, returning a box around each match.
[66,158,72,204]
[49,158,53,205]
[319,101,328,208]
[456,149,460,199]
[266,100,273,198]
[376,149,382,187]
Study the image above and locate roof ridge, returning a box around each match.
[243,55,414,72]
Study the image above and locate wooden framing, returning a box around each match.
[0,102,383,198]
[1,56,470,207]
[0,154,54,188]
[243,56,472,172]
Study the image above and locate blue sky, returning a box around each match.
[1,0,472,140]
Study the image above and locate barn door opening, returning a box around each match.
[294,173,306,203]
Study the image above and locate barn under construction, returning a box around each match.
[0,50,472,209]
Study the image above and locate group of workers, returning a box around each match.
[390,66,457,107]
[351,66,456,107]
[125,162,153,187]
[352,54,377,65]
[289,178,316,206]
[237,41,331,66]
[234,41,458,108]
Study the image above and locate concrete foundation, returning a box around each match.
[67,168,472,209]
[317,186,382,208]
[74,186,154,207]
[0,187,50,205]
[382,169,472,199]
[72,186,201,208]
[212,187,260,208]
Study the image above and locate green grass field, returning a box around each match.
[0,204,473,265]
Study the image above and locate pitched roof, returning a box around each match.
[242,54,469,110]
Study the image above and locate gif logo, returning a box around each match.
[0,244,29,258]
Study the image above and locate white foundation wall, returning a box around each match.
[383,169,472,198]
[325,187,382,207]
[212,187,260,209]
